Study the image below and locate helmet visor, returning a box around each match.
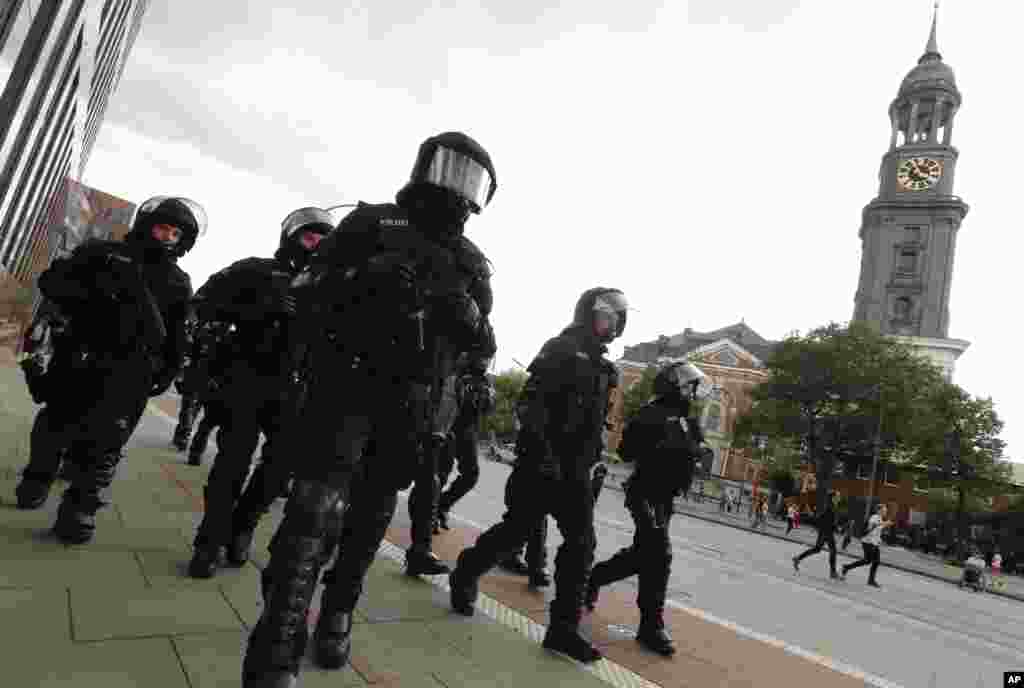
[593,291,628,338]
[137,196,208,237]
[281,207,334,239]
[421,146,495,211]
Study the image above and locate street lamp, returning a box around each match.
[861,384,884,534]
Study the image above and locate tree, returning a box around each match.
[620,365,657,426]
[481,369,527,441]
[731,321,1008,519]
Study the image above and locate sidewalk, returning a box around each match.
[1,361,874,688]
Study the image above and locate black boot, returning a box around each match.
[406,548,451,577]
[544,598,601,663]
[227,530,255,567]
[637,611,676,657]
[584,579,600,611]
[313,605,353,669]
[52,451,118,545]
[528,569,551,588]
[15,475,53,510]
[188,546,221,579]
[436,510,450,531]
[449,551,480,616]
[542,623,602,663]
[52,495,96,545]
[498,554,530,576]
[243,481,340,687]
[172,432,189,452]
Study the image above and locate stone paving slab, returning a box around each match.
[4,636,190,688]
[173,631,368,688]
[0,360,877,688]
[70,584,244,641]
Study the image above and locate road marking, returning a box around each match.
[421,503,909,688]
[145,404,917,687]
[663,597,905,688]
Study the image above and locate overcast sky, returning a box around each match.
[80,1,1023,462]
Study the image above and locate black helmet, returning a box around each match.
[572,287,628,343]
[400,131,497,214]
[653,361,709,400]
[280,207,333,249]
[130,196,207,258]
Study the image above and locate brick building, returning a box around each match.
[612,322,778,483]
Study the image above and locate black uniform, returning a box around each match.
[188,245,313,578]
[586,393,702,656]
[449,289,624,664]
[171,314,200,450]
[793,495,839,578]
[183,320,234,465]
[15,225,193,543]
[244,198,495,687]
[500,458,608,583]
[434,358,495,528]
[15,302,76,509]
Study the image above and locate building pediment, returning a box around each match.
[658,338,765,370]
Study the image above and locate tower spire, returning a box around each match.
[921,2,941,63]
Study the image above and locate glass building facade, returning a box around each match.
[0,0,148,291]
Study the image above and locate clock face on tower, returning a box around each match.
[896,157,943,191]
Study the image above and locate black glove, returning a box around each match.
[436,291,481,336]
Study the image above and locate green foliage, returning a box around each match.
[620,365,657,425]
[767,467,798,498]
[732,321,1009,511]
[481,369,528,440]
[1006,494,1024,513]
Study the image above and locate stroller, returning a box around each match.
[959,554,989,592]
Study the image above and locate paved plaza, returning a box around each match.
[0,355,886,687]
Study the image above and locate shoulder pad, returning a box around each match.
[528,335,579,371]
[230,257,277,272]
[337,202,406,232]
[455,236,492,278]
[72,239,124,260]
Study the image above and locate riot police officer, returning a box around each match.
[184,319,234,466]
[585,361,711,656]
[187,208,333,579]
[242,131,497,688]
[434,358,496,531]
[15,196,204,543]
[449,288,626,664]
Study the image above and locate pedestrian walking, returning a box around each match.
[792,491,841,580]
[840,503,894,588]
[786,504,797,534]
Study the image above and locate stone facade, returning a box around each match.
[612,324,776,483]
[851,12,970,380]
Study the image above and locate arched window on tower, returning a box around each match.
[894,296,913,322]
[898,249,918,274]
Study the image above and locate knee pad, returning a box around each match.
[279,480,343,537]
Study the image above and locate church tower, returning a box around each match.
[852,5,970,380]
